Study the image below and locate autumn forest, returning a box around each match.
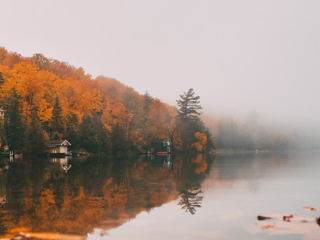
[0,47,315,155]
[0,47,215,154]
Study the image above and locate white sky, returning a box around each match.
[0,0,319,128]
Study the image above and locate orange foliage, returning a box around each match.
[191,132,207,152]
[0,47,185,149]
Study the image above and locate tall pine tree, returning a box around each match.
[176,88,203,123]
[27,110,46,154]
[65,112,80,150]
[0,72,4,87]
[176,89,205,150]
[51,96,64,135]
[80,114,100,153]
[4,89,26,152]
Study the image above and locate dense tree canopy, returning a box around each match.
[0,47,214,153]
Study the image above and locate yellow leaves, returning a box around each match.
[38,101,53,123]
[191,132,207,152]
[22,101,32,124]
[79,88,103,114]
[0,63,58,122]
[15,64,44,106]
[0,65,10,79]
[0,61,105,128]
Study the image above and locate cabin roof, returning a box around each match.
[46,140,71,147]
[150,139,171,144]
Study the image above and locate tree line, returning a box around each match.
[0,47,214,154]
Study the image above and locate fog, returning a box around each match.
[1,0,320,139]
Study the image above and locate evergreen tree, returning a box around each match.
[92,114,111,153]
[65,111,79,135]
[66,126,79,150]
[176,89,205,150]
[65,112,80,150]
[110,123,130,153]
[27,110,46,154]
[51,95,64,135]
[143,91,154,116]
[0,72,4,87]
[80,114,100,153]
[0,117,6,150]
[204,129,215,151]
[176,88,202,123]
[51,131,61,140]
[0,72,4,107]
[4,89,26,152]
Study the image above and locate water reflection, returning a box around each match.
[178,183,203,215]
[150,154,171,168]
[0,154,213,239]
[1,152,320,239]
[48,156,72,172]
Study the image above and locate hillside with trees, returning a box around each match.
[0,47,214,154]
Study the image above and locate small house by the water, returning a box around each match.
[46,140,71,155]
[150,139,171,154]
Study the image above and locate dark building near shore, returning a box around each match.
[150,139,171,154]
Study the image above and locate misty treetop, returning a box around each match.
[176,88,202,122]
[0,47,214,153]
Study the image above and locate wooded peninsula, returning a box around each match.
[0,47,315,155]
[0,47,215,155]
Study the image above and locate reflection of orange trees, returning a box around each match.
[0,207,15,233]
[192,154,208,174]
[0,155,212,236]
[103,178,134,209]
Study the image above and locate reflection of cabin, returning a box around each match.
[150,139,171,154]
[0,107,5,118]
[151,154,171,168]
[46,140,71,155]
[47,157,72,172]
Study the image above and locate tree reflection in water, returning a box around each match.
[178,183,203,215]
[0,154,213,238]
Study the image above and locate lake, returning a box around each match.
[0,152,319,240]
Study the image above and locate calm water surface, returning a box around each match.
[0,152,320,239]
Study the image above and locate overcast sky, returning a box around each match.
[0,0,319,128]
